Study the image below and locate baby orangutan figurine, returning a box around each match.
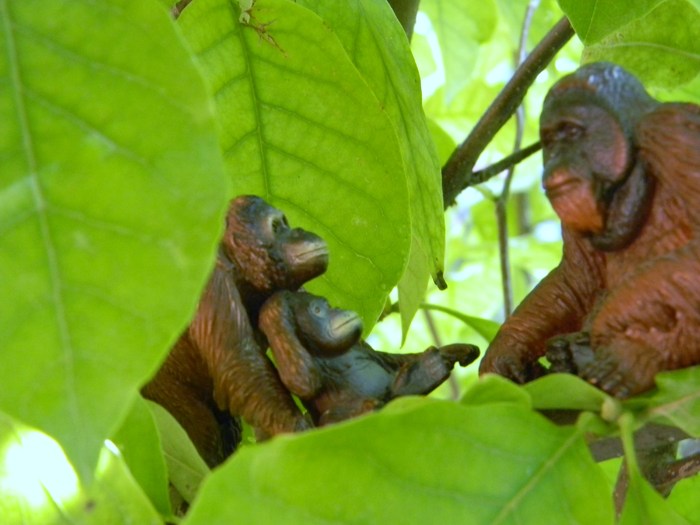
[480,62,700,398]
[259,290,480,425]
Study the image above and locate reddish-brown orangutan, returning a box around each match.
[259,290,480,425]
[480,62,700,398]
[142,196,329,466]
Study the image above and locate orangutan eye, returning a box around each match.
[270,215,289,235]
[557,122,584,141]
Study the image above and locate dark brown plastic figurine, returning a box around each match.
[259,290,480,425]
[142,196,329,466]
[480,62,700,398]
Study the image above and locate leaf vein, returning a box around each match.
[0,0,81,433]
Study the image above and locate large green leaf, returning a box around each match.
[558,0,665,44]
[0,0,228,479]
[296,0,446,340]
[183,399,614,525]
[582,0,700,89]
[178,0,411,326]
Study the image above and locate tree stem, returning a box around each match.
[496,0,540,318]
[442,16,574,208]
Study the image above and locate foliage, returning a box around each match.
[1,0,700,524]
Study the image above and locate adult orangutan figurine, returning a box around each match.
[480,62,700,398]
[142,196,329,466]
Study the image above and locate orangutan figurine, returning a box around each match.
[142,196,329,466]
[259,290,480,424]
[480,62,700,398]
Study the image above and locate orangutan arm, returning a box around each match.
[479,228,604,383]
[190,264,309,436]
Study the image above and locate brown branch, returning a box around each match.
[496,0,540,318]
[469,142,542,186]
[442,16,574,208]
[652,453,700,496]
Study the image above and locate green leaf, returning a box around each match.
[112,397,172,518]
[0,412,78,524]
[620,468,692,525]
[558,0,665,44]
[86,444,164,525]
[618,413,692,525]
[294,0,447,338]
[148,401,210,504]
[419,0,498,103]
[668,474,700,523]
[0,413,162,524]
[183,400,614,525]
[582,0,700,89]
[0,0,228,480]
[426,118,457,165]
[525,374,610,412]
[642,365,700,436]
[461,374,532,407]
[421,303,500,341]
[178,0,411,327]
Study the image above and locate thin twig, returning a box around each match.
[496,0,540,318]
[468,142,541,186]
[442,16,574,208]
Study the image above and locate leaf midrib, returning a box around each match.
[0,1,79,427]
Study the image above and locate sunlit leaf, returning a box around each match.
[86,444,163,525]
[276,0,447,336]
[582,0,700,89]
[0,413,81,524]
[183,399,614,525]
[427,117,457,165]
[0,414,162,524]
[0,0,228,480]
[558,0,664,44]
[419,0,498,103]
[656,72,700,104]
[178,0,411,327]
